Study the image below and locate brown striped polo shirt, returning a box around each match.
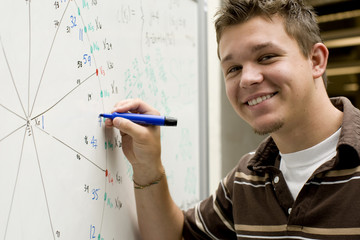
[183,97,360,240]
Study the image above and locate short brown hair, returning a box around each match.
[215,0,322,58]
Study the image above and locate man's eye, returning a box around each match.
[259,54,276,62]
[228,66,242,74]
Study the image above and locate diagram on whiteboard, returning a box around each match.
[0,0,200,239]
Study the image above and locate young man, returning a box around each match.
[107,0,360,239]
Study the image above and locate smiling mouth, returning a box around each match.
[247,93,276,106]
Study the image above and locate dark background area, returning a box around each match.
[307,0,360,107]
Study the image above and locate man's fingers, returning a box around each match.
[113,116,155,141]
[104,118,113,127]
[112,99,160,116]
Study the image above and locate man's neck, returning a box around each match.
[272,96,343,154]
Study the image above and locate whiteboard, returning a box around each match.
[0,0,207,239]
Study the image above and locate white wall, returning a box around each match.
[207,0,223,194]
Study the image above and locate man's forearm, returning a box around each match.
[134,175,184,240]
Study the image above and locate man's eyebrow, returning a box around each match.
[220,54,234,65]
[220,42,277,64]
[251,42,276,53]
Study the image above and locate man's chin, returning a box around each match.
[252,122,284,136]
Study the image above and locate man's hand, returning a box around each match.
[105,99,163,186]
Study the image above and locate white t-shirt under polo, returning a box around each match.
[279,128,341,200]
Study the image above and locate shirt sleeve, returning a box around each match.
[182,169,237,239]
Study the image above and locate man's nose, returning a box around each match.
[239,64,263,88]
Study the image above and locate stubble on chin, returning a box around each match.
[253,121,284,136]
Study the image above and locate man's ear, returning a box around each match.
[310,43,329,79]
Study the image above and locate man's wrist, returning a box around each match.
[133,168,166,189]
[132,164,165,188]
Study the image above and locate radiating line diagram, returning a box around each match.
[0,1,135,239]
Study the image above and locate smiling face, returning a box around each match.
[219,15,317,135]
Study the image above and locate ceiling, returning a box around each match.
[307,0,360,107]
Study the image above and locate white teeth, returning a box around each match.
[248,94,273,106]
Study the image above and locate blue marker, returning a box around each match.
[99,112,177,126]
